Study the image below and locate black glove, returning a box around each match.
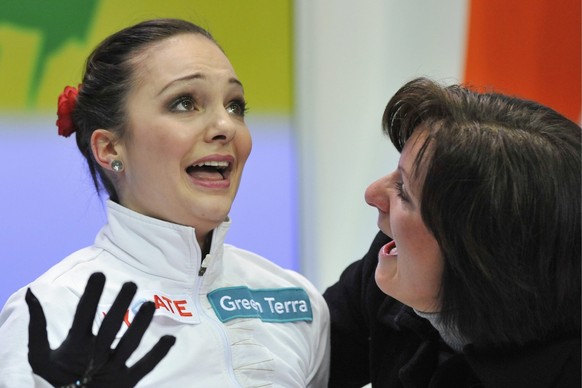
[26,272,176,388]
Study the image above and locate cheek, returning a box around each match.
[410,233,443,298]
[401,220,441,271]
[125,134,189,183]
[414,221,440,261]
[397,216,442,274]
[139,124,192,157]
[236,127,253,161]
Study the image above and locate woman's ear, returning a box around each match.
[91,129,123,171]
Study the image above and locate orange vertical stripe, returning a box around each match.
[464,0,581,123]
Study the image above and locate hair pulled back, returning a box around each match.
[71,18,217,202]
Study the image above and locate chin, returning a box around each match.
[203,210,232,228]
[374,268,394,296]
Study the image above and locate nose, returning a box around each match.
[204,106,237,144]
[364,174,392,213]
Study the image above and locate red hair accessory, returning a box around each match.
[56,85,80,137]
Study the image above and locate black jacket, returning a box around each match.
[323,231,581,387]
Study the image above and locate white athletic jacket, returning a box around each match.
[0,201,330,387]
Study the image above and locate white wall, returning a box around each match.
[294,0,469,290]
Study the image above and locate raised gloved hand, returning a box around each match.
[25,272,176,388]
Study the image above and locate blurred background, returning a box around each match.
[0,0,580,306]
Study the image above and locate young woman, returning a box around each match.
[0,19,329,387]
[324,77,581,387]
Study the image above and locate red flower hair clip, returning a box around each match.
[56,85,81,137]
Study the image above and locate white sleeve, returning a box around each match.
[0,284,77,388]
[0,287,40,387]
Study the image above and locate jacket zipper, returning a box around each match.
[198,254,210,276]
[195,252,241,387]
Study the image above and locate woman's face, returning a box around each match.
[116,34,251,241]
[364,129,443,312]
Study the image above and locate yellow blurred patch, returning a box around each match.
[0,26,41,110]
[1,0,292,114]
[36,41,87,112]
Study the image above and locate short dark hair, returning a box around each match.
[383,77,581,348]
[71,18,218,202]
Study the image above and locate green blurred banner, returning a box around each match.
[0,0,293,114]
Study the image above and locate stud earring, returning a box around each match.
[111,159,124,172]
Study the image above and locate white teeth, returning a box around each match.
[195,161,229,168]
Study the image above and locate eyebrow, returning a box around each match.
[157,73,244,96]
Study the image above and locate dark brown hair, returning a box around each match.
[383,77,581,349]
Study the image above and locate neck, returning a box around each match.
[198,230,213,256]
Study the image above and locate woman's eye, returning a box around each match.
[395,181,410,202]
[226,99,247,116]
[170,96,195,112]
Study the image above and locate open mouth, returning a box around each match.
[381,240,398,256]
[186,160,232,181]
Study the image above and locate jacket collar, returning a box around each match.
[382,301,440,342]
[381,298,581,387]
[94,200,230,283]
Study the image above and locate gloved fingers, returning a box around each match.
[26,279,103,386]
[125,335,176,386]
[67,272,106,344]
[108,301,155,368]
[25,288,51,368]
[94,281,137,358]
